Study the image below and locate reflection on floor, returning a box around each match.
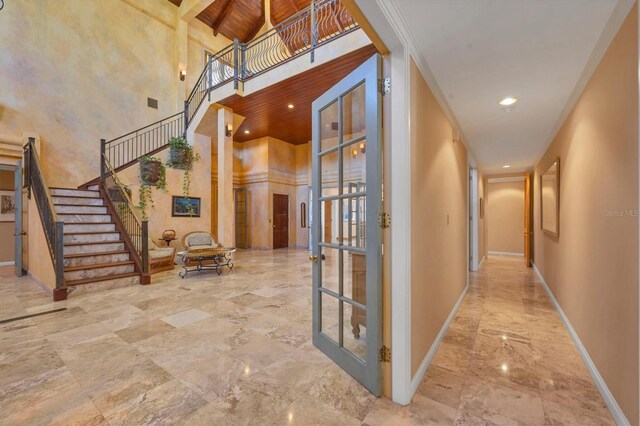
[0,251,613,424]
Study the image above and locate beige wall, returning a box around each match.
[0,0,229,188]
[409,59,468,375]
[232,137,309,249]
[0,169,14,263]
[487,180,524,255]
[533,6,638,424]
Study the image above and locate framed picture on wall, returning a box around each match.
[0,191,15,222]
[172,196,201,217]
[479,197,484,219]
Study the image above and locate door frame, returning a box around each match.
[469,168,479,272]
[0,163,20,269]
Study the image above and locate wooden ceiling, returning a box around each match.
[168,0,313,43]
[218,44,378,145]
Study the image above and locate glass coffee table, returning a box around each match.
[177,247,236,278]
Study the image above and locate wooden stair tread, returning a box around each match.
[64,240,124,247]
[58,213,111,217]
[54,203,106,207]
[66,272,140,286]
[51,194,102,199]
[64,260,134,272]
[64,250,129,259]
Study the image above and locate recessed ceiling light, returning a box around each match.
[503,165,511,168]
[288,104,294,109]
[244,130,250,134]
[499,97,518,106]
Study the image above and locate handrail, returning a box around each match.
[24,138,65,290]
[101,154,149,278]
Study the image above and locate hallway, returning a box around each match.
[403,256,615,425]
[0,252,615,424]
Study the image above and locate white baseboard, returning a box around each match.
[0,261,15,266]
[488,251,524,257]
[532,263,629,426]
[409,283,469,397]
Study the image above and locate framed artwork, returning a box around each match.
[541,157,560,237]
[479,197,484,219]
[172,196,201,217]
[0,190,16,222]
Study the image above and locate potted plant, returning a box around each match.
[107,185,131,203]
[139,156,166,187]
[166,137,199,170]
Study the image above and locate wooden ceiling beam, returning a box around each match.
[212,0,236,35]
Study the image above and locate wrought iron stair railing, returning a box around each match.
[101,154,149,281]
[23,138,65,292]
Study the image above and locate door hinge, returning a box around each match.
[379,77,391,95]
[378,345,391,363]
[378,213,390,228]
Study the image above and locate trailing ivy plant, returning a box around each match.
[137,156,167,220]
[165,137,201,216]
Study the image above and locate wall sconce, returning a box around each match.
[225,123,232,137]
[359,142,366,154]
[179,69,186,81]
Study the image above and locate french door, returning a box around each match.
[311,54,382,395]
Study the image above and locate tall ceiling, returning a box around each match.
[394,0,625,174]
[168,0,312,42]
[219,44,378,144]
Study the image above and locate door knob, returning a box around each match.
[13,232,26,236]
[309,254,318,262]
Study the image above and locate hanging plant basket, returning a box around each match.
[169,146,190,170]
[140,158,163,186]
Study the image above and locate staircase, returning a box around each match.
[50,187,141,294]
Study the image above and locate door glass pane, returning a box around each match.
[342,196,366,249]
[320,150,339,196]
[321,199,339,244]
[321,100,339,152]
[342,82,366,143]
[321,291,339,343]
[343,300,366,361]
[320,247,340,293]
[342,141,367,195]
[343,251,366,303]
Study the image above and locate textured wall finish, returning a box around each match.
[533,6,638,423]
[487,180,525,254]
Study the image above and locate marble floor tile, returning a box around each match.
[0,252,615,424]
[161,308,211,328]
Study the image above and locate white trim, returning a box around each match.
[409,284,469,396]
[488,176,525,184]
[469,168,479,272]
[532,263,630,426]
[365,0,413,405]
[0,261,15,266]
[533,0,636,166]
[488,251,524,257]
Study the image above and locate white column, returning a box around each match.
[217,107,234,246]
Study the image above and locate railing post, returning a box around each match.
[25,138,33,199]
[100,139,106,184]
[208,57,213,102]
[54,221,65,288]
[241,42,246,82]
[233,38,239,90]
[183,100,189,138]
[310,0,317,63]
[141,220,149,274]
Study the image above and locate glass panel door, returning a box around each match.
[311,54,382,395]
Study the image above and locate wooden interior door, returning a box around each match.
[324,200,332,243]
[273,194,289,249]
[524,173,533,267]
